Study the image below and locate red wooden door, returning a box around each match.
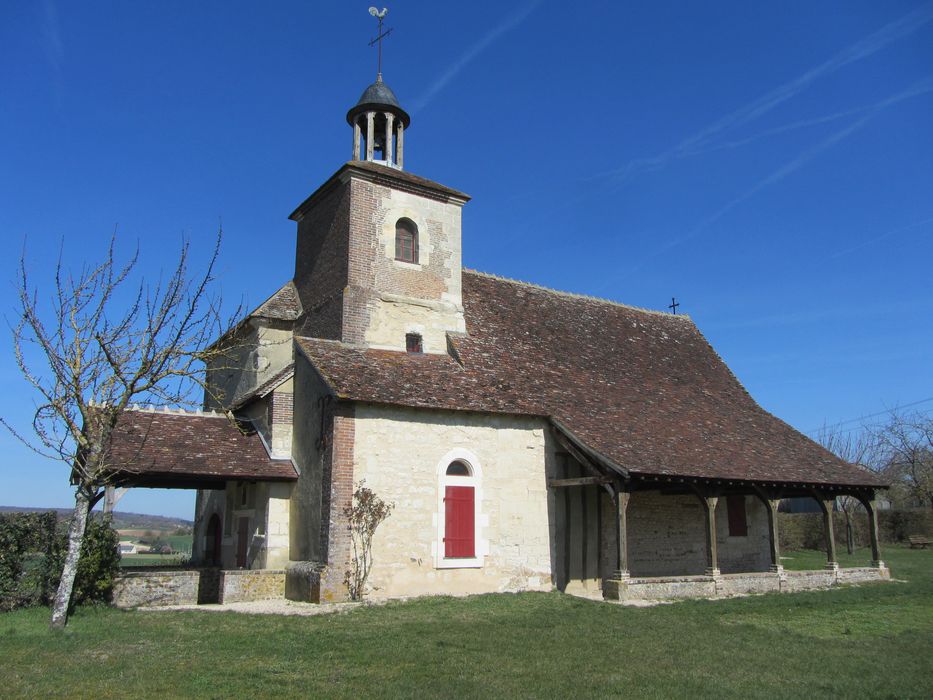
[444,486,475,558]
[236,517,249,568]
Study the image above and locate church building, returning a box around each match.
[107,66,890,605]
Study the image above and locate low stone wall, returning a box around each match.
[605,565,890,602]
[114,568,285,608]
[219,569,285,603]
[113,569,204,608]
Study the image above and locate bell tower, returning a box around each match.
[290,9,469,353]
[347,76,410,169]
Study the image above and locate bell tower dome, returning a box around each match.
[347,76,410,169]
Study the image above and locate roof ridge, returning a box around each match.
[463,268,692,320]
[116,402,227,418]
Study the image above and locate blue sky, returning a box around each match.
[1,1,931,519]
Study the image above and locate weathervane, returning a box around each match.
[368,7,392,79]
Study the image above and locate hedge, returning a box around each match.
[0,512,120,613]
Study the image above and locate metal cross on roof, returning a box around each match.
[368,7,393,78]
[669,297,680,315]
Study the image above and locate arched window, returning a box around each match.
[395,218,418,263]
[436,450,484,568]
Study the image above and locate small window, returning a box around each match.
[406,333,423,354]
[446,461,471,476]
[727,495,748,537]
[395,218,418,263]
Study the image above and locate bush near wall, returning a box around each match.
[778,510,933,551]
[0,512,120,612]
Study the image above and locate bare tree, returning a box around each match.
[3,233,238,628]
[817,424,880,554]
[875,410,933,509]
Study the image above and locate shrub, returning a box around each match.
[343,482,394,601]
[0,512,119,612]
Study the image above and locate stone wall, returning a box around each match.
[591,490,772,579]
[113,569,218,608]
[606,566,890,602]
[347,405,553,601]
[113,569,286,607]
[205,323,294,410]
[288,355,331,563]
[219,569,286,603]
[352,178,466,354]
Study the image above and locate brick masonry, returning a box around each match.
[319,403,356,601]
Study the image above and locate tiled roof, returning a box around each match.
[289,161,470,222]
[228,364,295,411]
[296,270,884,489]
[104,408,297,487]
[252,281,302,321]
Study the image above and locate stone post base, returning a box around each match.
[824,562,840,573]
[285,561,322,603]
[705,567,721,577]
[603,574,630,601]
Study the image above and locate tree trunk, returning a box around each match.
[50,488,92,629]
[845,510,854,555]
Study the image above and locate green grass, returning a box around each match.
[1,546,931,698]
[781,546,880,570]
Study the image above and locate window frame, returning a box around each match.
[434,449,485,569]
[394,218,419,264]
[406,332,423,354]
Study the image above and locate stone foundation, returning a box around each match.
[219,569,286,603]
[604,565,891,602]
[113,568,285,608]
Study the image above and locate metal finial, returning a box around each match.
[668,297,680,315]
[367,7,392,78]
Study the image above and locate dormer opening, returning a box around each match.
[406,333,423,354]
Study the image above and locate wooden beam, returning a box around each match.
[552,429,617,497]
[547,476,613,488]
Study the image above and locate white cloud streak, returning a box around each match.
[410,0,542,115]
[607,2,933,182]
[829,215,933,259]
[598,78,933,284]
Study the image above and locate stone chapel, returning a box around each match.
[106,68,890,606]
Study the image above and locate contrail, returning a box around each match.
[410,0,541,115]
[606,2,933,182]
[598,80,931,285]
[830,216,933,259]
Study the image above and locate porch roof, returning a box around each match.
[103,408,297,489]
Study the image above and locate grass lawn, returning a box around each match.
[1,546,931,698]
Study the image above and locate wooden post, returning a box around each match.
[365,111,375,161]
[697,493,720,576]
[753,487,782,573]
[856,494,884,568]
[815,493,838,570]
[352,119,361,160]
[580,486,588,580]
[613,488,630,578]
[396,122,404,168]
[384,112,394,164]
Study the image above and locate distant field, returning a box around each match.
[118,533,193,567]
[1,546,930,698]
